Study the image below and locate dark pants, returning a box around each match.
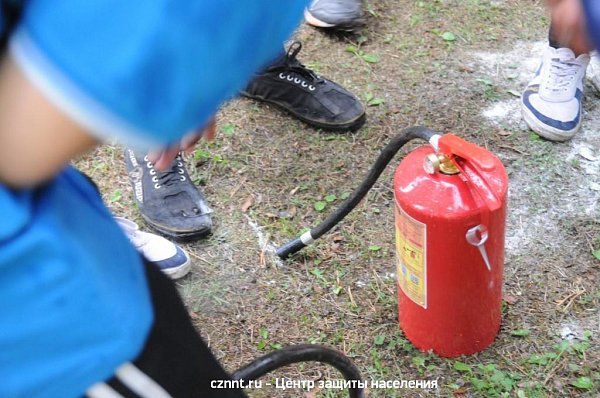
[80,171,246,397]
[88,260,247,398]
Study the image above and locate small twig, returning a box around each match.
[556,287,586,312]
[347,286,356,307]
[229,178,247,198]
[500,354,528,376]
[189,251,213,266]
[259,233,270,268]
[543,358,567,386]
[499,145,529,155]
[366,297,377,312]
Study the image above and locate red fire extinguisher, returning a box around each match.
[275,127,507,358]
[394,134,508,357]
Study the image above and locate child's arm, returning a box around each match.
[0,0,306,188]
[0,55,97,188]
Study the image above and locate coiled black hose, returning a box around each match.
[232,345,365,398]
[276,126,437,259]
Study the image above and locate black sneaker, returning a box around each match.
[241,41,366,132]
[124,148,212,241]
[304,0,365,32]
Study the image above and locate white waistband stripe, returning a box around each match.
[116,362,172,398]
[86,383,125,398]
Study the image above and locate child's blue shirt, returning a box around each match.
[0,168,153,397]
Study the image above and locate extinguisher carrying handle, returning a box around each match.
[438,134,496,172]
[232,344,366,398]
[276,126,438,259]
[438,134,503,213]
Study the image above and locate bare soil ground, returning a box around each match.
[78,1,598,396]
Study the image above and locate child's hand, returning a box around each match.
[147,117,216,171]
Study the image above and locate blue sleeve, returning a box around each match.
[10,1,307,149]
[583,0,600,51]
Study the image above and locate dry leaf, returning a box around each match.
[241,195,254,212]
[579,146,598,161]
[229,179,246,197]
[503,293,518,305]
[289,206,297,218]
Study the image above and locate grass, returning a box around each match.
[77,0,599,397]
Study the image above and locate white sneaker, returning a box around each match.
[115,217,191,279]
[521,46,590,141]
[587,51,600,92]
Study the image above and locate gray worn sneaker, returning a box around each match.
[124,149,212,241]
[304,0,365,31]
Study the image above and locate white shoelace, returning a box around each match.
[545,58,581,94]
[143,155,186,189]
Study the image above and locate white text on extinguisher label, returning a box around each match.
[395,205,427,309]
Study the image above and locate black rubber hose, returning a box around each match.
[232,344,365,398]
[276,126,437,259]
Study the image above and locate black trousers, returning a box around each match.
[87,260,247,398]
[79,172,246,397]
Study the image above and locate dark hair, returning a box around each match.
[0,0,23,51]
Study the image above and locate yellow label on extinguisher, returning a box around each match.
[395,205,427,309]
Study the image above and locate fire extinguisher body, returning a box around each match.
[393,144,508,358]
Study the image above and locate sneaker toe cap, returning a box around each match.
[523,93,581,131]
[332,100,365,125]
[153,246,190,270]
[149,212,213,236]
[319,85,365,125]
[308,1,363,25]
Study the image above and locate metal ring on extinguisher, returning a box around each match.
[466,224,492,271]
[466,224,488,246]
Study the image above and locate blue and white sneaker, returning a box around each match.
[521,46,590,142]
[116,217,191,279]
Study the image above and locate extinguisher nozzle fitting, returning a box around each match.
[429,134,442,152]
[276,237,307,259]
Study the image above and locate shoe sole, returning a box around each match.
[161,254,192,280]
[304,9,336,27]
[240,91,366,132]
[521,105,580,142]
[303,8,366,32]
[141,213,212,242]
